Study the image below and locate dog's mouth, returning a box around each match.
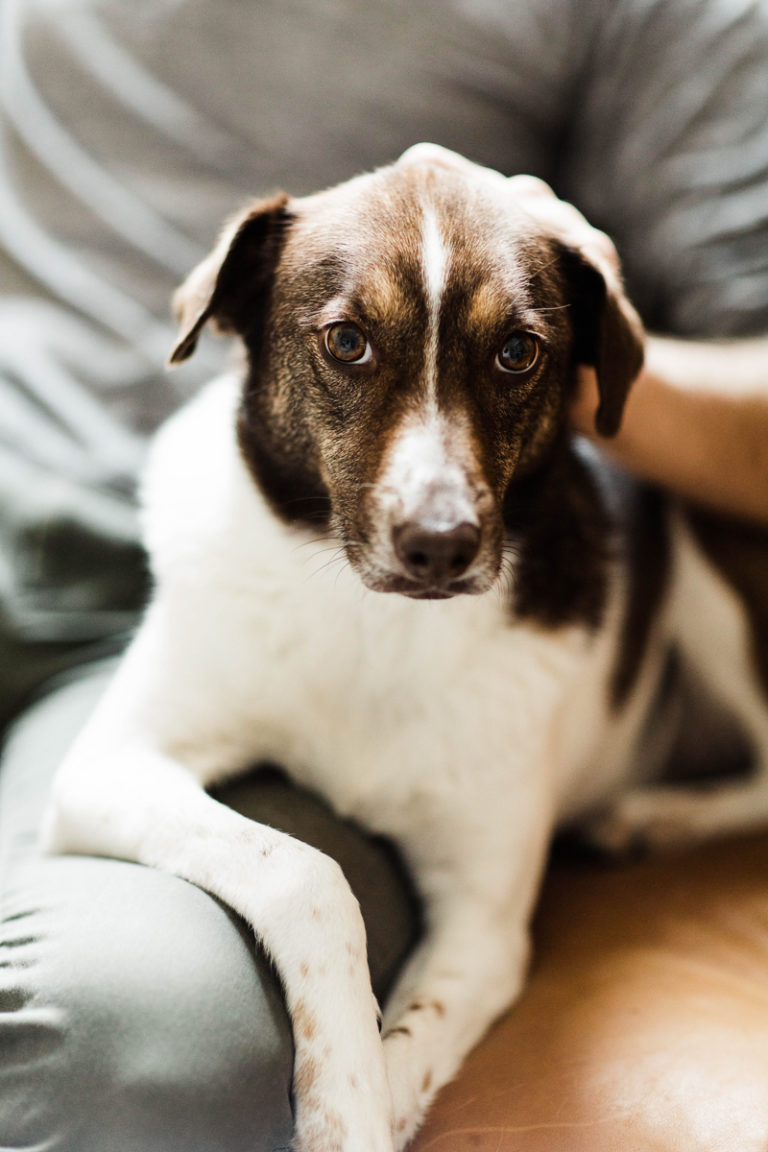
[349,563,499,601]
[408,589,454,601]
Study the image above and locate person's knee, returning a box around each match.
[0,858,295,1152]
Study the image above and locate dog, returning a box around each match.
[43,144,768,1151]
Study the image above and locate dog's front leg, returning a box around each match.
[44,744,393,1152]
[381,811,551,1147]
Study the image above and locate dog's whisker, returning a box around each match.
[334,563,355,592]
[303,549,352,583]
[298,547,343,566]
[292,537,335,553]
[525,303,572,315]
[304,543,347,565]
[525,252,561,281]
[494,546,519,604]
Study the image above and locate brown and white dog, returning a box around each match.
[44,144,768,1151]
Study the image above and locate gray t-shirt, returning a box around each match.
[2,0,768,723]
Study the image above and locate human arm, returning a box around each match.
[571,336,768,526]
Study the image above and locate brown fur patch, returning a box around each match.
[610,478,671,706]
[407,998,445,1018]
[688,506,768,699]
[293,999,318,1042]
[293,1053,319,1097]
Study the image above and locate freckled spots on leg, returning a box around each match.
[382,1025,412,1039]
[293,999,318,1042]
[293,1053,319,1097]
[421,1069,433,1093]
[316,1107,348,1150]
[300,961,310,978]
[397,1118,407,1132]
[348,1073,358,1089]
[297,1097,348,1152]
[407,998,445,1017]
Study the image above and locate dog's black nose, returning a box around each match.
[393,521,481,585]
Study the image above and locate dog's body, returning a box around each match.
[44,145,768,1151]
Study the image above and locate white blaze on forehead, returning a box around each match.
[420,206,450,404]
[422,205,449,303]
[380,414,478,530]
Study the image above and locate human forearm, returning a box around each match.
[572,335,768,524]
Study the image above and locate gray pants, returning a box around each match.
[0,661,418,1152]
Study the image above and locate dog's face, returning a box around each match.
[171,145,643,600]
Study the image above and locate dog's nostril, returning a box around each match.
[393,522,481,584]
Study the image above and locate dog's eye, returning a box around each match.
[325,323,371,364]
[497,332,539,374]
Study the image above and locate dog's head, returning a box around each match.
[170,144,643,600]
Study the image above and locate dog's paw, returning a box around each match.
[292,1084,394,1152]
[290,1021,394,1152]
[579,788,712,857]
[382,1022,446,1147]
[383,1046,428,1152]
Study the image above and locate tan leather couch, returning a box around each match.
[414,835,768,1152]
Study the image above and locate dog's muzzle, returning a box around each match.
[359,418,500,597]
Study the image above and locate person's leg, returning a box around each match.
[0,659,419,1152]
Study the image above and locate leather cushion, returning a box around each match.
[415,835,768,1151]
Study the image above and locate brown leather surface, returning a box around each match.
[414,835,768,1152]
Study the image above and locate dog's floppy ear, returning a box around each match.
[169,192,290,366]
[560,245,645,438]
[503,174,644,438]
